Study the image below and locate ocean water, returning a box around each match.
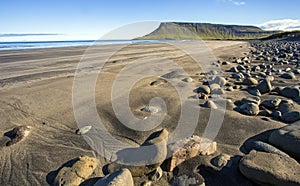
[0,40,181,51]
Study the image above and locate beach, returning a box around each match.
[0,40,298,185]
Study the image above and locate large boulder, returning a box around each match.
[281,111,300,123]
[243,78,258,85]
[260,98,281,109]
[239,103,260,116]
[239,150,300,186]
[256,77,273,94]
[210,76,227,87]
[54,156,98,186]
[280,72,296,79]
[277,100,295,114]
[269,121,300,160]
[195,85,211,95]
[280,87,300,99]
[94,168,134,186]
[107,129,168,177]
[163,135,217,171]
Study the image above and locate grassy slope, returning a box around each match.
[261,30,300,40]
[137,22,279,40]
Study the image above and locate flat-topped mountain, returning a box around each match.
[138,22,280,40]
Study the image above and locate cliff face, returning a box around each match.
[138,22,279,40]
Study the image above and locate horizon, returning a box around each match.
[1,0,300,42]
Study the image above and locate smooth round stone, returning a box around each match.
[280,72,296,79]
[203,100,218,109]
[239,103,260,116]
[196,85,211,95]
[260,98,281,109]
[182,77,193,83]
[243,78,258,85]
[281,111,300,123]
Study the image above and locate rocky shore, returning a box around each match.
[0,40,299,186]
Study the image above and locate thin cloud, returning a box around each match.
[219,0,246,6]
[0,33,60,37]
[259,19,300,31]
[231,1,246,6]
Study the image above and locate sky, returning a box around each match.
[0,0,300,41]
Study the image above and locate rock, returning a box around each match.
[165,135,217,171]
[54,156,98,186]
[141,181,152,186]
[233,85,241,90]
[242,78,258,85]
[148,167,163,181]
[285,67,292,72]
[239,103,260,116]
[211,153,232,168]
[222,61,231,65]
[248,89,261,97]
[94,168,134,186]
[211,76,226,87]
[245,141,290,157]
[256,77,273,94]
[108,129,168,177]
[239,150,300,186]
[195,85,210,95]
[211,88,225,95]
[251,65,260,72]
[280,72,296,79]
[226,86,234,92]
[5,125,31,146]
[273,110,282,120]
[76,125,92,135]
[150,79,167,86]
[208,69,218,75]
[203,100,218,109]
[274,86,284,94]
[281,111,300,123]
[171,174,205,186]
[237,65,246,71]
[258,108,272,117]
[260,98,281,109]
[228,67,239,72]
[232,72,244,79]
[141,106,160,113]
[293,69,300,74]
[209,83,221,92]
[241,96,261,105]
[182,77,193,83]
[278,100,295,114]
[198,93,208,100]
[269,121,300,160]
[280,87,300,99]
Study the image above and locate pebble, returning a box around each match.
[203,100,218,109]
[76,125,92,135]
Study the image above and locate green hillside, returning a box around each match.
[261,30,300,40]
[137,22,279,40]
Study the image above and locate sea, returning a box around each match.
[0,40,182,51]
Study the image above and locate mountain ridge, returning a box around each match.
[137,22,280,40]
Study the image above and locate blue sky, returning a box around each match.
[1,0,299,41]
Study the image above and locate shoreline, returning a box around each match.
[0,40,248,90]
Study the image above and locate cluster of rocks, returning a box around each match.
[234,96,300,123]
[53,129,217,186]
[214,40,300,124]
[240,121,300,186]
